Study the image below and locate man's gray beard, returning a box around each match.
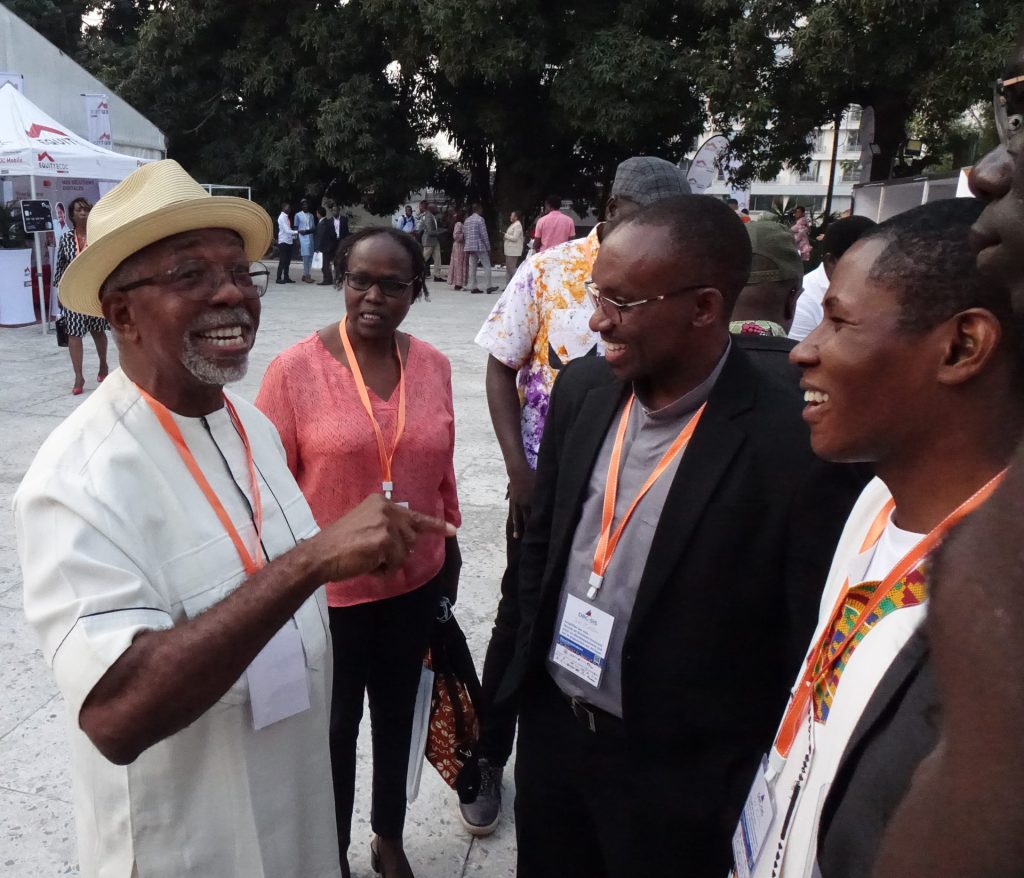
[181,341,248,385]
[180,307,252,386]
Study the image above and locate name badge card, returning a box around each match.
[552,594,614,687]
[731,757,775,878]
[247,618,311,730]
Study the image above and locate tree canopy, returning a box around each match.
[700,0,1024,183]
[7,0,1022,214]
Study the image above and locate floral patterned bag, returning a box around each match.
[424,598,482,804]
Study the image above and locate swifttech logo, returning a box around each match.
[26,123,67,138]
[26,122,76,147]
[37,150,69,174]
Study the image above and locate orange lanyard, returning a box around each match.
[774,469,1006,758]
[587,395,706,599]
[138,387,265,575]
[74,232,86,256]
[339,317,406,500]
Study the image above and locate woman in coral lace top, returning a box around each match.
[256,228,461,878]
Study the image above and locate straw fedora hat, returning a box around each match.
[59,159,273,318]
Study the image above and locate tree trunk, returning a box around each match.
[867,94,913,181]
[823,112,841,222]
[492,156,546,253]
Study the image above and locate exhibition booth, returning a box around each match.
[0,83,149,327]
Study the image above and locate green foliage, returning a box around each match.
[18,0,1022,216]
[4,0,90,55]
[700,0,1024,183]
[61,0,712,224]
[68,0,439,214]
[909,108,1000,173]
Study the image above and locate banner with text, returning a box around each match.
[83,93,112,149]
[0,72,24,93]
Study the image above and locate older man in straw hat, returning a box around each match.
[13,160,452,878]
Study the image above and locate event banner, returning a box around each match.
[1,176,101,313]
[0,72,24,93]
[83,93,112,149]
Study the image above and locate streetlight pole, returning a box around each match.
[823,110,842,226]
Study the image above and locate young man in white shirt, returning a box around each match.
[276,200,298,284]
[868,42,1024,878]
[730,198,1023,878]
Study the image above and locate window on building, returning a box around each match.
[845,129,862,150]
[846,106,863,126]
[799,161,820,182]
[839,162,862,183]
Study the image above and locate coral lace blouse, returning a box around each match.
[256,332,461,607]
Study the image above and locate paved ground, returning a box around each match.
[0,268,520,877]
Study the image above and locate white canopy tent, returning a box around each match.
[0,83,150,330]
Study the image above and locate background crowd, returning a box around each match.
[11,28,1024,878]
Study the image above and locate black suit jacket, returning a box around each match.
[817,631,938,878]
[313,214,350,255]
[735,332,801,387]
[501,344,864,858]
[315,216,340,256]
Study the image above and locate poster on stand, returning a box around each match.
[7,178,101,312]
[83,94,112,149]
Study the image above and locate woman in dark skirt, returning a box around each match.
[54,197,109,395]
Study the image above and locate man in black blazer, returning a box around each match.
[816,631,937,878]
[501,195,861,878]
[315,204,348,285]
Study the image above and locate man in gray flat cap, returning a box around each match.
[462,156,691,836]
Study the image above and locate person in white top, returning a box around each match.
[295,197,317,283]
[14,159,452,878]
[277,200,299,284]
[503,210,524,281]
[788,216,876,341]
[729,198,1023,878]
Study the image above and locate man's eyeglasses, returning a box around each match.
[584,279,710,324]
[113,260,270,300]
[994,75,1024,154]
[344,272,417,298]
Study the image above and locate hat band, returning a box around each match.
[748,268,791,284]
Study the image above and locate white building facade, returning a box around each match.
[692,107,865,217]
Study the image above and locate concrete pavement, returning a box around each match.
[0,272,518,877]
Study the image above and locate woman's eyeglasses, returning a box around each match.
[343,272,418,298]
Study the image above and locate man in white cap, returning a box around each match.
[13,159,452,878]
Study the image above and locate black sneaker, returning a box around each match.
[458,758,501,836]
[486,286,498,294]
[470,288,484,294]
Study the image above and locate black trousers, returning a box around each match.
[477,505,525,766]
[328,579,440,854]
[276,241,293,282]
[515,674,731,878]
[321,248,336,285]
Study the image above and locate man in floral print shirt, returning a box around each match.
[460,156,691,836]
